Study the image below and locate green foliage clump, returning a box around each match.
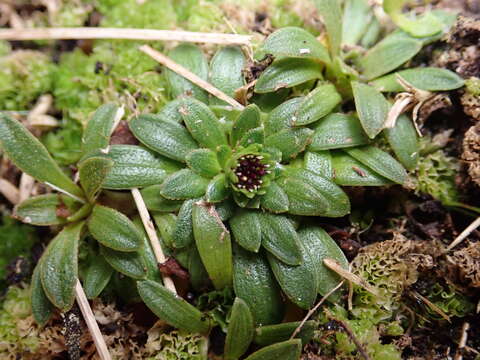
[0,216,37,290]
[0,51,54,110]
[195,287,235,331]
[420,283,474,320]
[144,329,208,360]
[465,77,480,96]
[413,136,460,203]
[42,118,83,165]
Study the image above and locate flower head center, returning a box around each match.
[234,154,271,192]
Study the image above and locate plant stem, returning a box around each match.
[131,188,177,294]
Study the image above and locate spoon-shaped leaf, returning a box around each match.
[260,182,289,214]
[384,114,419,170]
[231,104,261,146]
[173,198,196,249]
[82,103,121,157]
[78,156,113,202]
[293,83,341,126]
[0,114,84,199]
[265,97,304,136]
[265,128,313,162]
[40,221,84,310]
[254,320,318,346]
[244,339,302,360]
[140,185,183,212]
[304,151,333,179]
[100,245,146,279]
[342,0,372,46]
[83,255,114,299]
[14,194,67,226]
[224,298,254,360]
[161,169,210,200]
[313,0,343,56]
[331,152,393,186]
[186,148,222,178]
[31,261,53,326]
[230,210,262,253]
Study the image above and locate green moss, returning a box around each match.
[0,51,54,110]
[422,283,474,320]
[465,77,480,96]
[144,330,208,360]
[42,118,83,165]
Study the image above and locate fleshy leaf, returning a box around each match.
[166,44,209,102]
[186,148,222,178]
[384,114,419,170]
[31,261,54,326]
[293,83,341,126]
[78,156,113,202]
[173,198,196,249]
[224,298,254,360]
[304,151,333,179]
[40,222,83,310]
[309,113,369,150]
[255,58,323,93]
[14,194,67,226]
[359,35,422,80]
[260,182,289,213]
[259,213,302,265]
[192,202,233,289]
[331,152,393,186]
[209,46,246,106]
[239,127,265,148]
[313,0,343,56]
[82,104,121,157]
[88,205,143,252]
[244,339,302,360]
[372,67,465,92]
[205,173,230,203]
[152,213,177,249]
[0,113,84,199]
[83,256,114,299]
[345,146,407,184]
[233,246,284,326]
[265,128,313,162]
[161,169,210,200]
[254,321,317,346]
[137,280,212,333]
[260,27,330,63]
[265,97,304,136]
[342,0,372,46]
[231,104,261,147]
[100,245,147,279]
[130,114,198,162]
[140,185,183,212]
[229,210,262,253]
[351,81,390,139]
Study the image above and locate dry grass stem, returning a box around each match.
[18,173,35,203]
[0,178,20,204]
[131,188,177,294]
[0,27,252,45]
[75,280,111,360]
[454,322,470,360]
[324,258,379,296]
[410,290,451,322]
[446,216,480,252]
[139,45,245,110]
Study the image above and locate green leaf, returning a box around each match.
[278,169,350,217]
[231,104,261,146]
[259,213,302,265]
[267,241,318,309]
[160,169,210,200]
[361,16,381,48]
[78,157,113,202]
[293,83,341,126]
[173,198,196,249]
[0,114,84,199]
[239,127,265,148]
[299,227,348,297]
[88,205,142,252]
[342,0,372,46]
[186,148,222,178]
[254,321,317,346]
[229,210,262,253]
[260,182,289,214]
[309,113,369,150]
[14,194,67,226]
[140,185,183,212]
[244,339,302,360]
[83,256,113,299]
[209,46,246,106]
[91,145,181,189]
[193,202,233,289]
[82,104,121,157]
[40,222,83,310]
[130,114,198,162]
[166,44,209,102]
[205,173,230,203]
[152,213,177,249]
[384,0,443,37]
[233,246,284,326]
[372,67,465,92]
[100,245,146,279]
[313,0,343,56]
[137,280,212,333]
[224,298,254,360]
[345,146,407,184]
[31,262,53,326]
[265,97,303,136]
[331,152,394,186]
[133,217,164,283]
[359,35,422,80]
[179,98,228,150]
[351,81,390,139]
[186,246,211,291]
[304,151,333,179]
[265,128,313,162]
[260,27,330,63]
[384,114,419,170]
[255,58,323,93]
[157,98,186,123]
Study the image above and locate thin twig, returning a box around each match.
[446,217,480,252]
[0,27,252,45]
[290,280,345,340]
[139,45,245,110]
[323,258,379,296]
[325,308,372,360]
[18,173,35,203]
[74,280,111,360]
[454,322,470,360]
[131,188,177,294]
[0,179,20,204]
[410,290,451,322]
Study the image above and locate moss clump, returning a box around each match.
[0,51,54,111]
[144,328,208,360]
[42,118,83,165]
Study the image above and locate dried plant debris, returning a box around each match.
[447,241,480,289]
[461,77,480,121]
[462,122,480,186]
